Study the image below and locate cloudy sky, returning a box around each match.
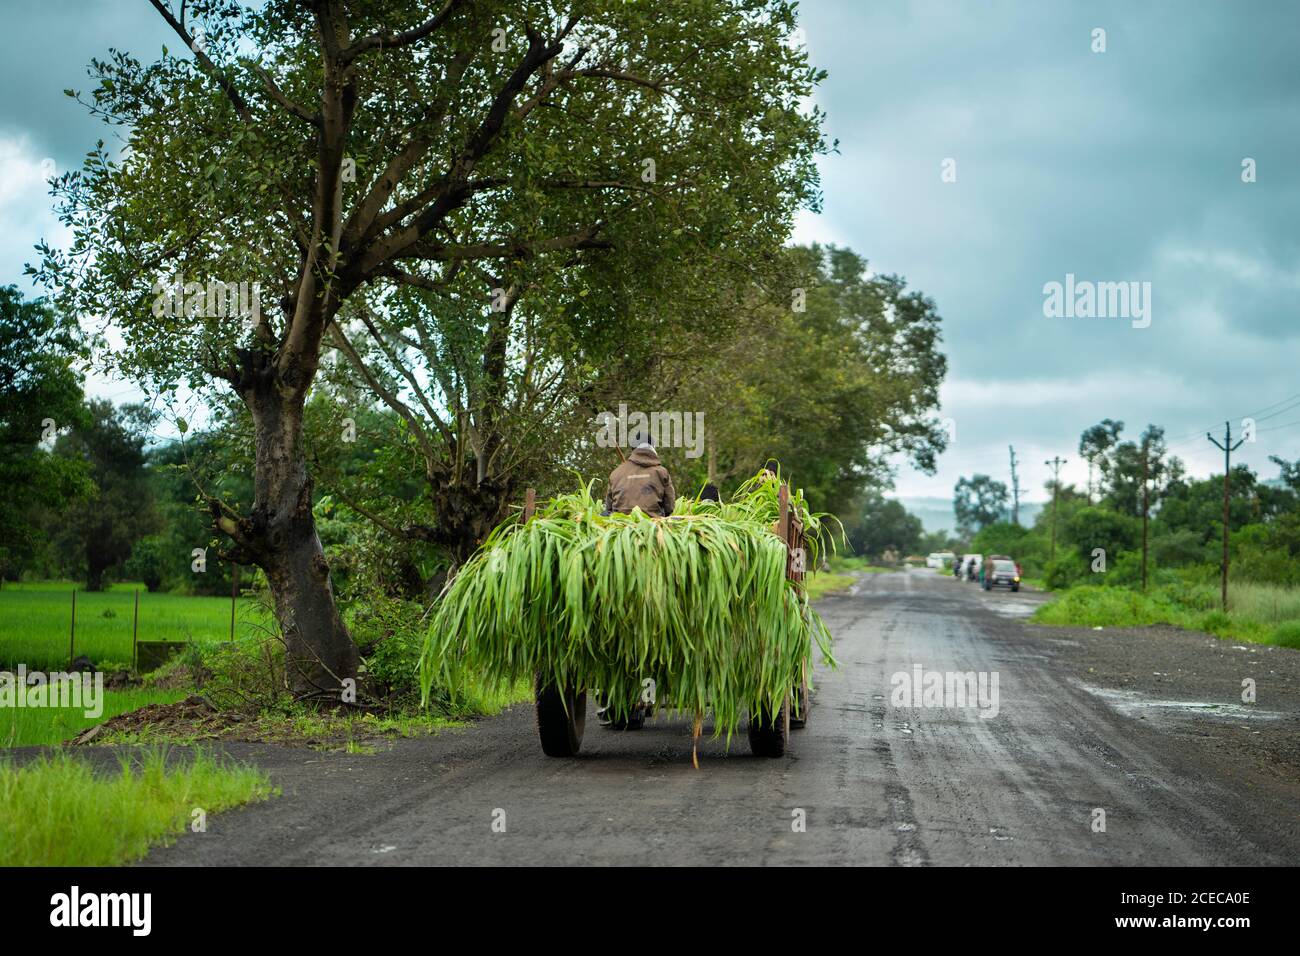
[792,0,1300,500]
[2,1,1297,503]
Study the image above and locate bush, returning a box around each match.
[1271,621,1300,649]
[1043,551,1087,590]
[196,633,289,713]
[1234,540,1300,587]
[1104,550,1148,588]
[124,536,166,592]
[1196,610,1234,637]
[348,593,425,706]
[1033,585,1176,628]
[1066,507,1140,561]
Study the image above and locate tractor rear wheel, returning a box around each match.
[536,678,586,757]
[748,693,791,757]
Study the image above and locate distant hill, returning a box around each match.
[890,496,1044,535]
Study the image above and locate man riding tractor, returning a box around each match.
[597,430,676,729]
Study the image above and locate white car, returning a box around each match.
[926,552,955,569]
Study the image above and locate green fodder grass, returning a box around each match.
[0,582,271,670]
[2,689,191,748]
[1033,581,1300,648]
[422,477,838,737]
[0,748,275,866]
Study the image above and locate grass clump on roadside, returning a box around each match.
[1032,583,1300,648]
[805,572,855,600]
[422,474,838,736]
[0,748,275,866]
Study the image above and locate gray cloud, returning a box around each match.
[796,0,1300,498]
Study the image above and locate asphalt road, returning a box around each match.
[140,567,1300,866]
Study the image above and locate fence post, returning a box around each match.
[133,588,140,672]
[230,564,239,643]
[69,588,77,668]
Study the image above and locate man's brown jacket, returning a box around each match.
[604,447,676,517]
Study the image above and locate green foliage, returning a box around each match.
[1271,621,1300,650]
[845,492,923,560]
[124,536,167,592]
[1066,506,1140,560]
[1034,577,1300,648]
[46,400,159,590]
[1043,550,1088,590]
[0,749,274,866]
[421,476,837,737]
[347,593,426,706]
[953,474,1008,536]
[971,521,1042,573]
[1032,585,1180,628]
[0,286,92,581]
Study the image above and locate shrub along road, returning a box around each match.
[132,568,1300,865]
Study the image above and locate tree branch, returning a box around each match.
[339,0,464,67]
[147,0,253,122]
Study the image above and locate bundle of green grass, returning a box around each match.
[419,472,838,737]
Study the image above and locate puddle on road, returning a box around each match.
[1073,682,1284,722]
[985,598,1041,620]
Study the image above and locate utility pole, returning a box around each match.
[1206,421,1245,612]
[1044,456,1066,563]
[1009,446,1021,526]
[1140,444,1149,591]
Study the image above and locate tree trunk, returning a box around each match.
[232,373,358,701]
[428,472,513,570]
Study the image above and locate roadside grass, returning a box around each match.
[1032,583,1300,648]
[0,748,275,866]
[805,572,855,600]
[829,556,893,574]
[804,555,898,599]
[0,581,270,671]
[2,688,190,748]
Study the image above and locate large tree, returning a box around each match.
[1102,424,1182,517]
[665,244,949,514]
[1078,418,1123,504]
[34,0,825,698]
[953,474,1008,537]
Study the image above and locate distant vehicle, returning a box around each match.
[960,554,981,581]
[927,551,955,569]
[986,553,1023,581]
[983,558,1021,592]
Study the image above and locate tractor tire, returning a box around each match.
[790,671,810,729]
[748,693,791,757]
[536,678,586,757]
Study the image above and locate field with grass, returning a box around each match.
[1032,581,1300,649]
[0,581,271,670]
[0,748,275,866]
[2,688,191,748]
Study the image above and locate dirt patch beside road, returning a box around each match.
[1028,619,1300,824]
